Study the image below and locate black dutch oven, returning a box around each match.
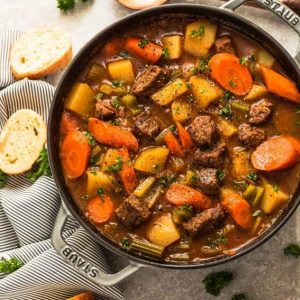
[49,0,300,286]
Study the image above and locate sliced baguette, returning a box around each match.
[67,292,94,300]
[10,27,72,80]
[0,109,46,175]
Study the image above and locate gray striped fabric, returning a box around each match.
[0,77,123,297]
[0,29,24,87]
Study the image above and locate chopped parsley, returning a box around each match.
[208,232,228,248]
[162,47,170,59]
[94,92,104,101]
[190,26,205,38]
[229,79,237,88]
[107,156,123,173]
[239,56,248,65]
[217,169,225,181]
[80,194,89,201]
[85,131,96,146]
[97,187,105,196]
[0,169,7,188]
[252,210,262,217]
[198,58,210,73]
[110,119,121,126]
[202,271,234,296]
[121,237,131,250]
[231,293,247,300]
[57,0,91,11]
[27,148,52,182]
[158,174,176,187]
[112,97,121,109]
[0,257,23,274]
[234,180,249,192]
[89,152,101,166]
[219,105,232,118]
[223,90,233,101]
[119,50,130,58]
[138,39,149,48]
[112,80,124,88]
[179,204,193,213]
[273,184,279,193]
[284,243,300,257]
[246,172,258,182]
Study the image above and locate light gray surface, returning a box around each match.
[1,0,299,299]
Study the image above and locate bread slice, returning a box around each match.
[67,292,94,300]
[10,27,72,80]
[0,109,46,175]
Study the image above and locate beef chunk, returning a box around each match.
[196,168,220,195]
[133,112,160,139]
[249,99,273,125]
[187,116,216,146]
[95,100,116,120]
[131,65,171,97]
[116,195,151,229]
[194,143,226,168]
[183,206,226,237]
[238,123,265,146]
[214,36,235,55]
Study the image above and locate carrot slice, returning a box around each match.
[251,136,300,171]
[60,131,91,178]
[102,37,123,56]
[222,192,253,230]
[118,148,138,194]
[61,111,81,135]
[87,195,114,224]
[166,183,212,210]
[209,53,253,95]
[260,65,300,103]
[124,37,162,63]
[176,122,193,150]
[88,118,139,152]
[164,131,184,157]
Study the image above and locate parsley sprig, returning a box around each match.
[27,148,51,182]
[0,257,23,274]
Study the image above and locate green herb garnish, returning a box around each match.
[162,47,170,59]
[229,79,237,88]
[239,56,248,65]
[198,58,210,73]
[273,184,279,193]
[234,180,249,191]
[0,257,23,274]
[217,169,225,181]
[112,97,121,109]
[27,148,51,182]
[223,90,233,101]
[158,174,176,187]
[85,131,96,146]
[107,157,123,173]
[0,169,7,188]
[89,153,101,166]
[246,172,258,182]
[219,105,232,118]
[97,187,105,196]
[121,237,131,250]
[180,204,193,213]
[119,50,130,58]
[110,119,121,126]
[284,243,300,257]
[138,39,149,48]
[112,80,124,88]
[202,271,234,296]
[57,0,90,11]
[190,26,205,38]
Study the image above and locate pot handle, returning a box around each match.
[51,205,141,286]
[221,0,300,66]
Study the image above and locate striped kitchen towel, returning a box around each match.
[0,79,123,298]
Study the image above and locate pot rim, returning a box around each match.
[48,3,300,269]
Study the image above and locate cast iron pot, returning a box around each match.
[49,0,300,286]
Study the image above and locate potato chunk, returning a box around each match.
[184,20,217,57]
[244,84,268,101]
[171,99,193,123]
[232,147,253,179]
[86,170,115,196]
[151,78,188,106]
[190,76,222,109]
[107,59,135,84]
[147,213,180,247]
[256,49,275,68]
[217,118,238,137]
[162,35,183,60]
[64,83,95,118]
[134,146,169,174]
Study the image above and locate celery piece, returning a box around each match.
[251,216,263,234]
[86,63,105,84]
[144,186,163,208]
[99,83,113,96]
[242,184,257,201]
[167,253,190,261]
[231,100,250,112]
[133,177,156,198]
[253,186,264,207]
[131,239,164,258]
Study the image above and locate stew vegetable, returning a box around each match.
[60,17,300,262]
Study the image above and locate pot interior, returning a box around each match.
[48,4,300,268]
